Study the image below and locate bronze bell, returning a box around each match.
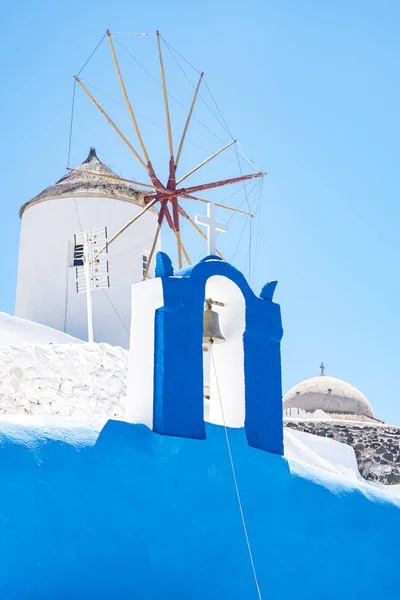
[203,301,225,344]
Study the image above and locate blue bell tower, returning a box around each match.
[128,252,284,455]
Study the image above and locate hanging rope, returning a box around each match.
[234,144,252,283]
[111,32,155,36]
[67,31,107,168]
[229,179,262,264]
[115,38,230,147]
[84,79,241,167]
[162,36,252,178]
[243,179,263,279]
[203,78,234,139]
[250,177,264,283]
[159,36,202,75]
[71,193,83,233]
[209,345,263,600]
[76,32,107,77]
[162,38,233,140]
[237,142,261,172]
[67,79,76,168]
[101,288,130,336]
[196,73,259,280]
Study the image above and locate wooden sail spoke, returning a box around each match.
[178,193,254,217]
[178,236,191,265]
[164,205,175,230]
[156,31,174,160]
[180,171,265,196]
[72,35,264,274]
[174,231,183,269]
[74,76,148,172]
[95,196,160,258]
[143,223,162,280]
[176,139,237,185]
[175,71,204,169]
[107,30,151,165]
[143,189,176,204]
[170,197,182,268]
[141,197,170,280]
[163,203,183,269]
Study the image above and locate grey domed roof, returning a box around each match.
[19,148,146,217]
[283,373,374,418]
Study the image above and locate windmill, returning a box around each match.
[69,30,265,278]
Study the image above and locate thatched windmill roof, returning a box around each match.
[19,148,146,217]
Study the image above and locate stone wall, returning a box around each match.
[285,419,400,484]
[1,342,399,486]
[0,343,127,419]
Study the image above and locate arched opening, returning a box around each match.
[203,275,246,428]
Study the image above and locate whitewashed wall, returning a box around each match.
[126,278,164,426]
[206,275,246,428]
[0,343,127,419]
[15,195,159,349]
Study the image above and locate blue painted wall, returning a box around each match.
[0,418,398,599]
[153,254,284,454]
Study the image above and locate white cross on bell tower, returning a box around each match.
[195,203,228,256]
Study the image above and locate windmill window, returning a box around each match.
[73,244,84,267]
[142,253,148,276]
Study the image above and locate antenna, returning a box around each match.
[74,227,110,342]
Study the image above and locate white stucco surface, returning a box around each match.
[0,312,82,345]
[15,195,159,349]
[206,276,246,428]
[0,343,128,419]
[126,278,164,426]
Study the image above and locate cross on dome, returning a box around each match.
[319,362,326,376]
[195,203,228,256]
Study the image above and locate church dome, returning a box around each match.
[283,368,374,418]
[19,148,146,217]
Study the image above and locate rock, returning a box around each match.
[383,453,394,462]
[387,473,400,484]
[285,420,400,485]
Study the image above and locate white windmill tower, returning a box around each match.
[15,148,160,348]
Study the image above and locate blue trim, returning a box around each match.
[152,254,284,454]
[0,419,397,597]
[155,252,174,277]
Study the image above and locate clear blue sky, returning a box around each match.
[1,1,399,423]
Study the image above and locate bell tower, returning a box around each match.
[127,252,284,455]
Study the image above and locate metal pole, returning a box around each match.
[83,232,94,343]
